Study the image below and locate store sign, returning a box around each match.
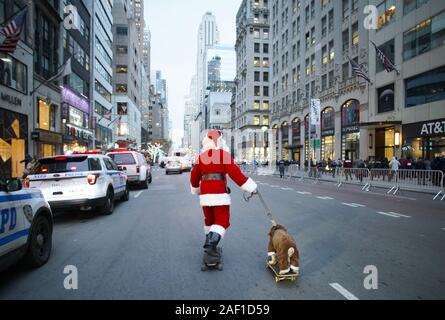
[403,119,445,138]
[69,107,84,127]
[1,93,22,106]
[342,125,360,134]
[322,129,335,136]
[62,87,89,114]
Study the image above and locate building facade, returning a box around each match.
[269,0,445,165]
[234,0,271,162]
[112,0,142,148]
[91,0,114,150]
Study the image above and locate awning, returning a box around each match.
[359,121,402,129]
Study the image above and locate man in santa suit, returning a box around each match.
[190,130,258,265]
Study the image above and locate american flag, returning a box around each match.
[348,57,372,84]
[371,41,400,75]
[0,7,28,54]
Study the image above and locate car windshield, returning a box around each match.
[108,153,136,165]
[32,156,91,174]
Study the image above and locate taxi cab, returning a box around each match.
[26,151,129,215]
[0,177,53,272]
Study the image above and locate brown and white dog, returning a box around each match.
[267,224,300,275]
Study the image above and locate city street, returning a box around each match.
[1,168,444,300]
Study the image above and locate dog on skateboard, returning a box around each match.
[267,224,300,275]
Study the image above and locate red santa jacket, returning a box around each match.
[190,149,257,206]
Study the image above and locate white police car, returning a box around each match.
[106,149,152,189]
[0,177,53,272]
[26,152,129,215]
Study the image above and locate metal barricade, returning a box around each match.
[337,168,371,191]
[395,169,444,197]
[286,164,300,180]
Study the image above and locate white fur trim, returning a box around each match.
[204,226,211,235]
[279,268,291,275]
[210,224,226,238]
[267,252,276,257]
[290,265,299,274]
[202,135,217,151]
[241,177,257,193]
[199,193,231,206]
[202,135,230,152]
[191,185,200,195]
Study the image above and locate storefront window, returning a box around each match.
[292,118,300,143]
[341,100,360,127]
[281,121,289,140]
[69,106,84,127]
[40,144,56,157]
[38,99,56,131]
[321,107,335,160]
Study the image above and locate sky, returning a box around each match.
[144,0,242,146]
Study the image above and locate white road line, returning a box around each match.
[329,283,359,300]
[134,191,143,198]
[297,191,312,195]
[281,187,294,191]
[270,185,280,188]
[341,202,365,208]
[316,196,334,200]
[388,212,411,218]
[376,211,411,218]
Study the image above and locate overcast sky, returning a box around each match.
[144,0,242,146]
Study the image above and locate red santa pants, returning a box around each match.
[202,205,230,229]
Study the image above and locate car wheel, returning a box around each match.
[148,173,152,184]
[24,214,52,268]
[101,188,115,215]
[141,175,149,189]
[121,183,130,201]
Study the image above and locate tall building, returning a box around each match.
[61,0,93,154]
[91,0,114,150]
[132,0,145,51]
[112,0,142,148]
[196,12,220,124]
[143,28,151,80]
[234,0,271,162]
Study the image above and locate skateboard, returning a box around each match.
[266,261,298,283]
[201,247,223,271]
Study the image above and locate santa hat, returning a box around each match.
[202,130,228,151]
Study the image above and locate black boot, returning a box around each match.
[203,232,221,265]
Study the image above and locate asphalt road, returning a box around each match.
[1,168,444,300]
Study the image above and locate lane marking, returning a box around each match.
[329,283,359,300]
[297,191,312,195]
[281,187,294,191]
[134,191,143,198]
[316,196,334,200]
[270,185,280,188]
[365,191,417,201]
[341,202,366,208]
[388,212,411,218]
[376,211,411,218]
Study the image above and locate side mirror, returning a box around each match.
[6,178,22,192]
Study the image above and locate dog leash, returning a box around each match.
[243,190,277,227]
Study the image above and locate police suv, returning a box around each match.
[0,177,53,272]
[106,149,152,189]
[26,152,129,215]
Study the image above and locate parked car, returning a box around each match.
[26,152,129,215]
[179,158,193,172]
[165,161,182,175]
[0,177,53,272]
[107,149,152,189]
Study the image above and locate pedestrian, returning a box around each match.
[343,157,353,181]
[190,130,258,267]
[278,159,285,178]
[389,156,401,182]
